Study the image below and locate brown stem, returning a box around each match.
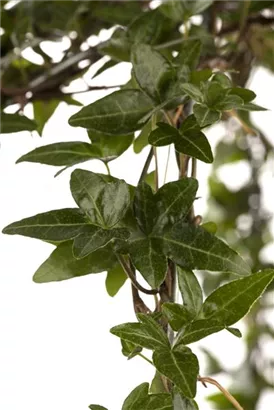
[198,376,244,410]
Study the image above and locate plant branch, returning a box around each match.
[198,376,244,410]
[117,254,158,295]
[138,147,154,185]
[137,353,154,366]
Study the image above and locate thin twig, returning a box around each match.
[198,376,244,410]
[117,254,158,295]
[191,158,197,178]
[138,147,154,185]
[153,147,159,191]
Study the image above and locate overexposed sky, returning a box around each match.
[1,50,274,410]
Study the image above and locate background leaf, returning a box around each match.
[1,112,37,133]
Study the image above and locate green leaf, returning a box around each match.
[131,44,173,103]
[144,171,156,191]
[87,131,134,162]
[150,371,167,394]
[33,241,117,283]
[238,102,268,111]
[200,221,217,234]
[226,327,242,338]
[121,339,141,358]
[161,223,251,276]
[173,393,199,410]
[176,269,274,345]
[210,73,231,88]
[73,226,129,258]
[205,82,227,108]
[148,122,177,147]
[178,268,203,317]
[154,178,198,232]
[153,345,199,398]
[175,40,202,70]
[68,90,154,135]
[91,59,117,79]
[99,27,130,62]
[16,142,101,166]
[190,69,212,85]
[128,9,171,46]
[133,120,152,153]
[129,237,167,289]
[228,87,256,103]
[180,83,203,103]
[70,169,130,228]
[214,95,244,111]
[134,182,157,235]
[122,383,149,410]
[2,209,88,242]
[186,0,213,16]
[162,303,192,331]
[137,313,170,347]
[175,129,213,164]
[1,112,37,133]
[33,99,60,136]
[193,104,221,127]
[89,406,108,410]
[110,317,169,350]
[106,264,128,297]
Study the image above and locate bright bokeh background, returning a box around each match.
[0,36,274,410]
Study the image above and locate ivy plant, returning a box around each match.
[1,1,274,409]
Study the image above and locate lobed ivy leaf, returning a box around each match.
[1,112,37,133]
[134,182,157,235]
[73,226,129,259]
[2,208,88,242]
[110,316,169,351]
[176,269,274,345]
[162,303,193,331]
[122,383,149,410]
[16,142,102,167]
[137,313,170,347]
[68,90,154,135]
[178,267,203,317]
[105,264,128,297]
[148,122,177,147]
[154,178,199,231]
[160,223,251,277]
[129,236,167,289]
[70,169,130,229]
[33,241,117,283]
[131,44,173,103]
[153,345,199,398]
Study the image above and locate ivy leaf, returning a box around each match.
[178,268,203,317]
[180,83,204,103]
[106,264,128,297]
[174,39,202,70]
[154,178,198,232]
[122,383,149,410]
[160,223,251,277]
[193,104,221,127]
[121,339,141,358]
[131,44,173,102]
[228,87,256,103]
[33,99,60,136]
[87,131,134,162]
[211,73,232,88]
[1,112,37,133]
[110,317,169,350]
[204,82,227,108]
[148,122,178,147]
[137,313,170,347]
[190,69,212,85]
[2,209,88,242]
[162,303,192,331]
[33,241,117,283]
[133,120,152,153]
[134,182,157,235]
[150,371,167,394]
[89,406,108,410]
[214,95,244,111]
[129,237,167,289]
[73,226,129,259]
[226,327,242,338]
[153,345,199,398]
[176,269,274,345]
[70,169,130,228]
[68,90,154,135]
[173,393,199,410]
[16,142,101,166]
[238,102,268,111]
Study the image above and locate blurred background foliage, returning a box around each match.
[1,1,274,408]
